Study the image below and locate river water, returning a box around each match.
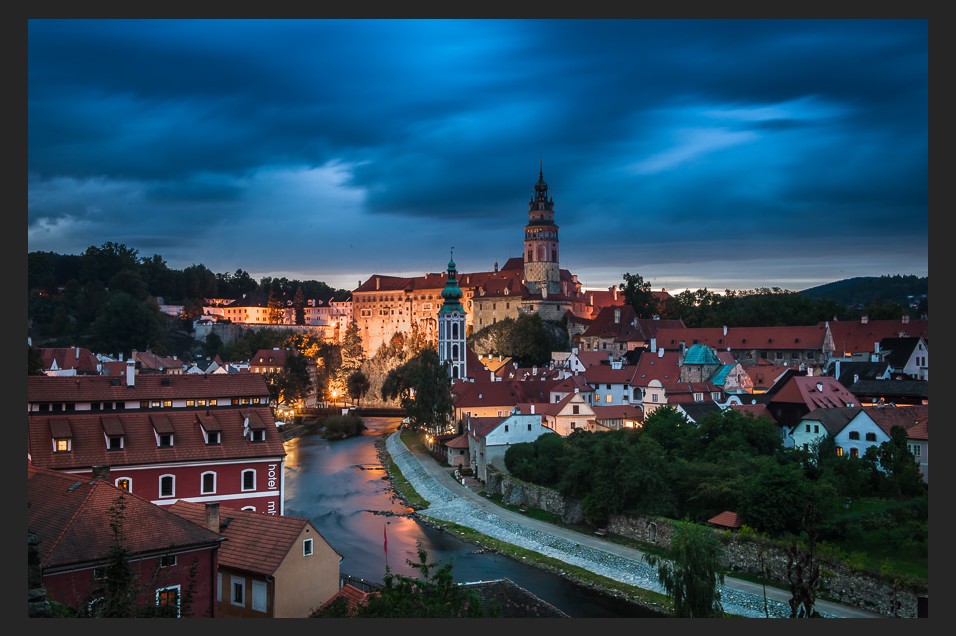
[282,416,663,617]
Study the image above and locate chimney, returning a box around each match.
[490,371,495,382]
[658,348,665,358]
[874,341,880,354]
[530,404,535,414]
[611,286,618,301]
[205,502,221,532]
[861,315,868,325]
[376,277,380,290]
[650,337,657,353]
[75,346,80,360]
[90,465,110,481]
[614,308,621,324]
[902,315,910,324]
[723,325,728,336]
[126,359,136,387]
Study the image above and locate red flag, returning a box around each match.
[384,523,388,553]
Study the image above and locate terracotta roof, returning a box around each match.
[826,318,928,356]
[865,404,929,440]
[581,304,644,341]
[707,511,742,529]
[133,349,184,371]
[582,364,638,385]
[316,583,370,615]
[727,403,775,423]
[444,433,471,449]
[28,407,285,471]
[38,347,101,374]
[467,416,508,440]
[28,464,222,571]
[770,376,859,410]
[453,380,551,408]
[591,404,644,421]
[28,372,271,403]
[167,500,339,576]
[742,362,792,390]
[630,351,681,386]
[655,325,827,351]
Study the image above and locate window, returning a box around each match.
[162,400,172,408]
[572,405,580,414]
[156,586,180,617]
[605,394,612,403]
[54,438,71,452]
[652,394,658,402]
[116,478,131,492]
[805,424,811,432]
[158,433,173,447]
[865,432,877,442]
[209,399,217,406]
[186,399,195,407]
[251,580,267,613]
[206,431,221,445]
[909,444,921,457]
[527,424,532,431]
[242,469,256,491]
[159,474,175,498]
[159,554,177,568]
[836,447,844,457]
[197,399,207,407]
[201,471,216,494]
[231,576,245,606]
[850,447,859,458]
[249,429,265,442]
[814,425,820,434]
[694,393,703,402]
[593,394,601,403]
[107,435,124,450]
[303,538,314,556]
[217,573,222,602]
[504,425,509,432]
[848,431,860,440]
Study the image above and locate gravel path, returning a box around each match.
[385,431,884,619]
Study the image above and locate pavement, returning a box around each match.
[386,430,886,619]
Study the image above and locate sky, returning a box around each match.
[26,19,929,294]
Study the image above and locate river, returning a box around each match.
[282,415,663,617]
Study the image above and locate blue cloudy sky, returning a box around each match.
[27,19,928,294]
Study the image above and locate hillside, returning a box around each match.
[798,274,927,308]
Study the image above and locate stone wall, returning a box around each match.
[484,468,927,618]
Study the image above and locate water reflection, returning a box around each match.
[283,416,662,617]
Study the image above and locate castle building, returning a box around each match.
[353,165,590,357]
[437,253,467,381]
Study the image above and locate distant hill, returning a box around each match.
[798,274,927,308]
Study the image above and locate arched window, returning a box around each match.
[201,471,217,495]
[452,344,459,360]
[452,323,459,339]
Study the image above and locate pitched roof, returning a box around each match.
[682,343,722,365]
[28,372,271,403]
[582,364,638,385]
[742,362,792,390]
[133,349,184,371]
[826,318,928,355]
[798,406,862,435]
[461,578,570,617]
[655,325,827,351]
[167,500,339,576]
[590,404,644,422]
[830,361,892,386]
[707,511,742,529]
[769,376,859,410]
[38,347,101,374]
[580,304,644,341]
[727,403,775,423]
[28,407,285,471]
[864,405,929,440]
[452,380,552,408]
[879,337,924,368]
[630,351,681,386]
[466,416,508,440]
[846,379,929,400]
[315,583,370,615]
[28,464,222,571]
[677,401,723,423]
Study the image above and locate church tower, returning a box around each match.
[438,251,467,381]
[523,162,561,296]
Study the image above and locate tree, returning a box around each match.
[312,543,491,617]
[620,272,660,318]
[28,345,45,375]
[381,348,454,436]
[644,522,725,618]
[267,289,286,324]
[264,352,313,408]
[293,286,306,325]
[876,425,926,498]
[347,370,371,407]
[787,503,823,618]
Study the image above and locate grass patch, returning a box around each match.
[430,519,674,616]
[382,449,430,510]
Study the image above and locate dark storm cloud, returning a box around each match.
[27,19,927,292]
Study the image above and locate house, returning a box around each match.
[452,379,551,420]
[582,359,638,406]
[28,463,223,617]
[764,375,859,442]
[826,360,893,387]
[576,304,684,360]
[867,404,929,482]
[824,316,928,361]
[167,501,342,618]
[529,391,597,436]
[28,370,287,515]
[629,349,682,411]
[37,346,101,376]
[790,406,861,452]
[676,401,724,425]
[844,378,928,407]
[590,404,644,430]
[465,408,556,481]
[877,336,929,380]
[132,349,185,375]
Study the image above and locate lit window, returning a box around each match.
[836,447,844,457]
[116,478,131,492]
[162,400,172,408]
[54,438,71,452]
[156,586,180,617]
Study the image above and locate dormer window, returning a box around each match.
[151,414,175,448]
[50,418,72,453]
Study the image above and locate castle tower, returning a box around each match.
[438,251,467,381]
[523,162,561,296]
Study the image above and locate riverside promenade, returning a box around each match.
[384,430,885,619]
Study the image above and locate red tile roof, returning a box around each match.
[631,351,681,386]
[167,500,339,576]
[28,372,271,403]
[28,464,222,570]
[591,404,644,422]
[582,364,638,385]
[708,510,742,529]
[316,583,370,615]
[864,404,929,440]
[28,407,285,471]
[38,347,101,374]
[728,403,775,423]
[134,349,184,371]
[826,318,928,355]
[770,376,859,410]
[655,325,827,351]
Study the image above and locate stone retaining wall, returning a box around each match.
[484,467,927,618]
